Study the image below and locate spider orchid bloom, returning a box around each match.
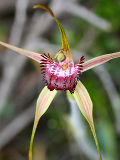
[1,5,120,160]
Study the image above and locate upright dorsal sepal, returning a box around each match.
[33,4,70,51]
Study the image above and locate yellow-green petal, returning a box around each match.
[33,4,70,51]
[73,80,102,160]
[0,41,43,63]
[83,51,120,72]
[29,87,57,160]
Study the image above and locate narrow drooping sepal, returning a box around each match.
[0,41,43,63]
[83,52,120,72]
[40,54,84,93]
[73,81,102,160]
[33,4,70,52]
[29,87,57,160]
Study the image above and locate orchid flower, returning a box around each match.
[0,5,120,160]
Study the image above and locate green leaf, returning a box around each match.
[73,80,102,160]
[0,41,43,63]
[83,51,120,72]
[29,87,57,160]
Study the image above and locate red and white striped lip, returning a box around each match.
[40,54,85,93]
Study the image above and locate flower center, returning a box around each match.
[40,53,84,93]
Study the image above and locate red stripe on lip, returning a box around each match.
[40,54,84,93]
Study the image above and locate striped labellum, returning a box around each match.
[40,53,85,93]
